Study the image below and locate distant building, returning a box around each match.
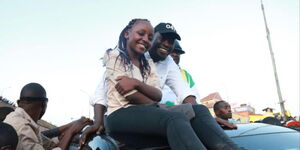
[232,104,267,123]
[248,114,265,122]
[232,113,249,124]
[201,92,222,108]
[233,104,255,116]
[200,92,222,115]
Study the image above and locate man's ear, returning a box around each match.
[0,145,13,150]
[17,100,29,107]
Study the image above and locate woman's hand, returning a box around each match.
[78,104,106,149]
[115,76,139,95]
[78,121,105,149]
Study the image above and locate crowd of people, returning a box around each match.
[1,19,249,150]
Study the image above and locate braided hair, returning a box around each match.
[109,18,151,80]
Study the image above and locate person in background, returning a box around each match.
[0,122,18,150]
[285,116,300,131]
[262,107,275,117]
[213,100,237,129]
[161,40,201,105]
[4,83,92,150]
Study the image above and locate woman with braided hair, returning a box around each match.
[101,18,161,117]
[80,18,208,150]
[79,19,161,149]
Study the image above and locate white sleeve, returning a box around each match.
[191,85,201,103]
[165,58,195,104]
[90,74,107,107]
[160,85,177,105]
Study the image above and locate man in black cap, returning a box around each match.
[4,83,91,150]
[147,22,199,105]
[170,40,185,64]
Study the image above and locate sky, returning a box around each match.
[0,0,299,126]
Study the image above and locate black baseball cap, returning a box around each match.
[154,23,181,40]
[173,40,185,54]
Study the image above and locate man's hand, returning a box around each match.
[115,76,139,95]
[215,117,237,129]
[225,122,237,129]
[78,104,106,149]
[57,117,92,150]
[69,117,92,134]
[78,122,105,149]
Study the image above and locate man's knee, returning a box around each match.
[192,104,211,115]
[164,111,189,124]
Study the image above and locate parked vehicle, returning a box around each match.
[69,123,300,150]
[224,123,300,150]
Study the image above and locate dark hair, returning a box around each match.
[108,18,151,80]
[0,122,18,150]
[0,107,14,121]
[20,83,47,100]
[213,100,226,112]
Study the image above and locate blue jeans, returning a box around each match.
[106,104,242,150]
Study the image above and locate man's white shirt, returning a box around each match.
[91,52,197,106]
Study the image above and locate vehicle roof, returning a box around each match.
[224,123,298,137]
